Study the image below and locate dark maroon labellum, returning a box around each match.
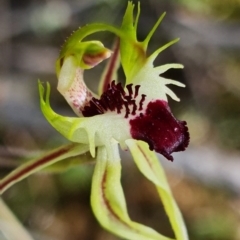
[82,80,189,160]
[130,100,189,161]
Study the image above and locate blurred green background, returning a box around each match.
[0,0,240,239]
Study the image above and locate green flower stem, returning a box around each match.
[0,198,33,240]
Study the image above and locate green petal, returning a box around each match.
[0,143,89,194]
[57,23,126,64]
[39,81,98,156]
[91,144,173,240]
[126,139,189,240]
[120,2,146,82]
[143,12,166,50]
[39,81,87,140]
[118,2,184,103]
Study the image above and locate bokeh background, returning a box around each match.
[1,0,240,239]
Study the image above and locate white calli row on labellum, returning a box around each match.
[0,2,189,240]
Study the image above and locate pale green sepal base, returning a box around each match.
[126,139,189,240]
[129,59,184,102]
[0,143,89,194]
[91,144,173,240]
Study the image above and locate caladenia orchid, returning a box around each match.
[0,2,190,240]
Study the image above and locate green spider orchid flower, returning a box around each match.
[0,2,189,240]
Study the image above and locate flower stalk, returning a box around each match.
[0,198,34,240]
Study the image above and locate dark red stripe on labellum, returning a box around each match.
[82,81,143,118]
[130,100,189,161]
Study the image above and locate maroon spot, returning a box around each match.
[130,100,189,161]
[83,50,110,67]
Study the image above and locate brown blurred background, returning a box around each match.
[0,0,240,239]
